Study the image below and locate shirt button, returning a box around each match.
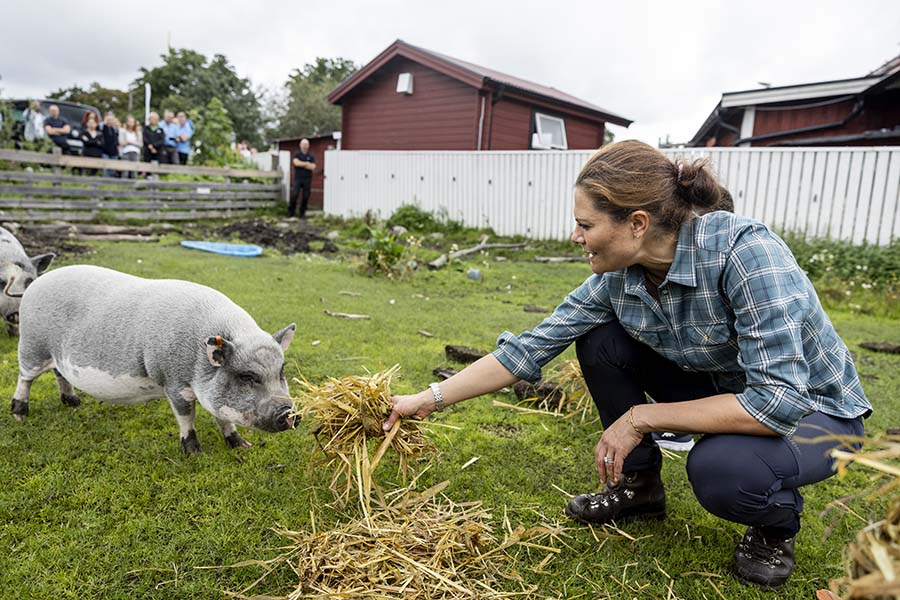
[661,289,669,295]
[682,365,690,370]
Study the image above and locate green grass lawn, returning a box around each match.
[0,236,897,599]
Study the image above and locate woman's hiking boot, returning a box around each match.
[565,463,666,525]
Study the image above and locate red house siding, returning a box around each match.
[488,99,531,150]
[750,89,900,146]
[341,57,479,150]
[488,99,606,150]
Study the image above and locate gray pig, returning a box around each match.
[12,265,297,454]
[0,226,54,336]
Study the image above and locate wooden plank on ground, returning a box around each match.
[0,209,257,222]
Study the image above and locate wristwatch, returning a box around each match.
[429,382,445,412]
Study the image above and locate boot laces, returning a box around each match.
[737,530,791,567]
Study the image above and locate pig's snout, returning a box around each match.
[5,312,18,324]
[274,406,297,431]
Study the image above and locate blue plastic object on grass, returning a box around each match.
[180,241,263,257]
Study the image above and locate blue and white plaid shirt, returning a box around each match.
[494,211,871,437]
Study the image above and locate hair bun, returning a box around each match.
[674,160,720,209]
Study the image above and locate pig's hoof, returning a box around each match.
[11,398,28,421]
[180,430,203,455]
[6,324,19,337]
[61,394,81,408]
[225,431,252,449]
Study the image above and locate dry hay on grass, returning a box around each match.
[293,365,433,502]
[514,360,593,421]
[830,434,900,599]
[221,480,567,600]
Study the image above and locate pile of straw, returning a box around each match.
[830,434,900,599]
[294,365,433,501]
[224,480,566,600]
[514,360,594,421]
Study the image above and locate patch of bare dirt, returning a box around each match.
[211,219,338,255]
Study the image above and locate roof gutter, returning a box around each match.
[733,97,865,146]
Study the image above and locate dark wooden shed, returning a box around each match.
[327,39,632,151]
[689,53,900,147]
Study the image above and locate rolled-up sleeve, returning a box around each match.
[493,274,615,383]
[723,228,816,436]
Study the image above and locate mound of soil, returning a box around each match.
[7,227,91,257]
[212,219,338,255]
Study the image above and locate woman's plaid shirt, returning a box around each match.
[493,211,871,436]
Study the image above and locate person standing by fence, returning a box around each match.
[100,112,120,177]
[79,113,104,176]
[118,115,142,179]
[160,111,179,165]
[43,105,71,153]
[174,112,193,165]
[143,111,165,164]
[23,101,45,143]
[289,138,315,218]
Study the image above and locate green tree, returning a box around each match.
[272,57,357,140]
[46,82,130,118]
[193,97,238,166]
[133,48,264,147]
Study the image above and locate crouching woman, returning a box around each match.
[383,140,871,589]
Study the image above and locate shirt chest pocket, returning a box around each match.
[685,322,735,347]
[621,322,670,348]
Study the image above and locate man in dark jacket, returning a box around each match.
[143,112,166,163]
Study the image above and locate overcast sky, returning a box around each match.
[2,0,898,145]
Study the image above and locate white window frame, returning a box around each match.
[534,112,568,150]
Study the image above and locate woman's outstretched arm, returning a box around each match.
[382,353,519,431]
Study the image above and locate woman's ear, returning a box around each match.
[630,211,651,238]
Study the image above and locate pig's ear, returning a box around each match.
[30,253,55,275]
[272,323,296,351]
[206,335,234,367]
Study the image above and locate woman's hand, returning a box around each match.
[382,391,435,431]
[594,410,645,485]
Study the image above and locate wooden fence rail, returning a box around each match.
[0,148,284,222]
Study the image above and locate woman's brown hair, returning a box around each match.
[575,140,732,233]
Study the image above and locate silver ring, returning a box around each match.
[603,456,614,464]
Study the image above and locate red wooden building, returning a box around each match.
[689,53,900,147]
[327,39,632,151]
[274,132,339,211]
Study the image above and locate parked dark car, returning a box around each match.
[6,98,102,155]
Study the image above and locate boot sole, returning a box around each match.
[734,571,789,590]
[565,502,666,526]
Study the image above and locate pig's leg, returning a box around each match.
[11,376,34,423]
[217,418,252,449]
[6,323,18,337]
[166,388,202,455]
[12,355,53,422]
[53,369,81,407]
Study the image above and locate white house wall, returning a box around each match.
[324,147,900,245]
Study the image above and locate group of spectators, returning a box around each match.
[22,101,194,176]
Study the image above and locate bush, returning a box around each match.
[781,233,900,286]
[387,204,463,234]
[364,227,420,279]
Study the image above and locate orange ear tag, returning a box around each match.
[215,336,223,349]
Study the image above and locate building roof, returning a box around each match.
[688,52,900,146]
[327,39,632,127]
[272,131,339,143]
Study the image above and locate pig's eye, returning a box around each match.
[239,373,261,385]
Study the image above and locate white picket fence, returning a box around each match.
[324,147,900,244]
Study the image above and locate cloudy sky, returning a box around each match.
[2,0,898,145]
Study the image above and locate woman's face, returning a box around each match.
[570,187,640,275]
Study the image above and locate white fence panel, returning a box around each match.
[325,147,900,244]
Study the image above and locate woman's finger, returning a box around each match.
[382,409,401,432]
[612,452,625,485]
